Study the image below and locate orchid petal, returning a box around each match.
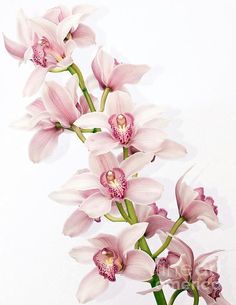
[133,104,164,127]
[156,139,187,159]
[29,128,62,163]
[63,209,93,237]
[89,234,118,249]
[70,246,97,264]
[106,91,134,116]
[72,23,96,46]
[123,250,155,281]
[118,222,148,254]
[80,192,112,218]
[126,178,163,205]
[109,64,149,90]
[85,132,119,155]
[89,151,119,176]
[17,9,32,45]
[74,112,109,129]
[131,128,166,152]
[63,172,100,190]
[23,67,48,97]
[77,268,109,303]
[120,152,154,178]
[3,34,26,60]
[49,189,85,205]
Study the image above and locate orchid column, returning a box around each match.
[4,4,231,305]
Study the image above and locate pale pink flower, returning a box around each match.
[70,222,155,303]
[92,48,150,90]
[3,10,80,96]
[139,234,230,305]
[75,90,186,157]
[50,151,163,219]
[43,5,96,47]
[175,168,220,229]
[135,203,188,238]
[13,77,87,162]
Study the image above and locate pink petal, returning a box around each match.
[23,67,48,97]
[49,189,86,205]
[72,23,96,46]
[85,132,119,155]
[156,139,187,159]
[133,104,163,127]
[131,128,166,152]
[29,128,62,163]
[135,205,151,222]
[75,112,109,129]
[106,91,134,116]
[72,4,96,18]
[118,223,148,254]
[145,215,188,238]
[109,64,150,90]
[77,268,109,303]
[120,152,154,178]
[89,151,119,176]
[43,81,79,127]
[175,168,198,214]
[3,34,26,60]
[17,10,32,46]
[126,178,163,205]
[80,192,112,218]
[89,234,118,249]
[194,250,223,272]
[63,209,93,237]
[123,250,155,281]
[63,172,100,190]
[56,14,83,45]
[160,233,194,270]
[70,246,97,264]
[29,18,57,43]
[183,200,220,230]
[92,48,114,88]
[65,75,78,103]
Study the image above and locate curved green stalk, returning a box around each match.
[67,63,96,112]
[70,124,86,143]
[150,275,168,305]
[100,87,111,111]
[152,216,185,259]
[104,214,125,222]
[116,202,133,224]
[189,283,199,305]
[168,289,184,305]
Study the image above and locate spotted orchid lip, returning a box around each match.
[100,168,128,199]
[93,247,123,282]
[108,112,134,145]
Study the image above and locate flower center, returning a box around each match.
[32,37,50,67]
[108,113,134,145]
[100,168,128,199]
[93,248,123,281]
[206,272,222,300]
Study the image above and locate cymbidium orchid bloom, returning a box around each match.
[50,151,163,219]
[135,203,188,238]
[75,90,186,157]
[70,222,155,303]
[13,77,87,162]
[3,8,93,96]
[92,48,150,90]
[139,234,230,305]
[43,4,96,47]
[176,169,220,229]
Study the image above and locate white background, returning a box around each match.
[0,0,236,304]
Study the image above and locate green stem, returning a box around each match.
[125,199,138,223]
[139,236,152,256]
[168,290,184,305]
[104,214,125,222]
[67,63,96,112]
[81,128,97,133]
[123,147,129,160]
[189,283,199,305]
[70,124,86,143]
[150,275,168,305]
[100,87,111,111]
[152,216,185,259]
[116,202,133,224]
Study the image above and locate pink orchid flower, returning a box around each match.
[13,77,87,162]
[175,168,220,229]
[92,48,150,90]
[43,4,96,47]
[75,90,186,157]
[135,203,188,238]
[139,234,230,305]
[50,151,163,219]
[70,222,155,303]
[3,10,80,96]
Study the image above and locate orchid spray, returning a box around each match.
[4,4,231,305]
